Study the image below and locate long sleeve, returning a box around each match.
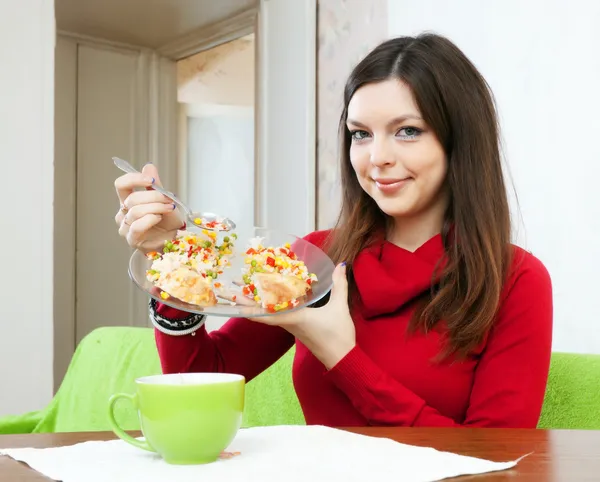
[324,252,553,428]
[154,302,295,382]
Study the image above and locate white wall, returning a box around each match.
[0,0,55,415]
[388,0,600,354]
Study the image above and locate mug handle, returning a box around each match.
[107,393,155,452]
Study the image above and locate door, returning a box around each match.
[53,36,177,390]
[75,43,149,343]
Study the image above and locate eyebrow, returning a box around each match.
[347,115,424,129]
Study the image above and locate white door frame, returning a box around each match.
[53,0,317,391]
[254,0,317,236]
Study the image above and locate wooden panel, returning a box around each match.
[75,44,146,343]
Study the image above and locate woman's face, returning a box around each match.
[346,79,448,222]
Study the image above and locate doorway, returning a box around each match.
[177,36,255,332]
[52,0,317,392]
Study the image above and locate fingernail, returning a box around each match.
[145,161,153,165]
[172,203,176,210]
[340,262,346,267]
[151,177,155,184]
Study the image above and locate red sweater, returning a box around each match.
[155,230,553,428]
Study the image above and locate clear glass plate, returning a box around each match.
[128,227,335,317]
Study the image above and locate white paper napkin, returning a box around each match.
[0,425,527,482]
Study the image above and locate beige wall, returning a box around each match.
[177,34,254,106]
[316,0,388,229]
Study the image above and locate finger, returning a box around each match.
[115,208,125,227]
[247,307,309,326]
[125,202,176,225]
[215,287,256,306]
[114,172,155,203]
[141,163,163,190]
[330,262,348,304]
[125,214,164,247]
[124,190,174,210]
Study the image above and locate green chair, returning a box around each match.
[537,352,600,430]
[1,326,598,433]
[0,326,304,434]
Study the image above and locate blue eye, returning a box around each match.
[397,127,422,139]
[350,130,370,141]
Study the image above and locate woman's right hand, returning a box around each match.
[114,163,183,252]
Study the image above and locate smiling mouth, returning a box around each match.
[373,178,411,193]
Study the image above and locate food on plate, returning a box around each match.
[145,229,235,306]
[192,216,235,232]
[241,237,317,312]
[154,267,217,306]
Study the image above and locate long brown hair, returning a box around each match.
[326,33,513,359]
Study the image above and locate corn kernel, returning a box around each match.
[254,295,261,302]
[160,291,170,300]
[281,301,289,309]
[202,229,209,235]
[194,218,202,225]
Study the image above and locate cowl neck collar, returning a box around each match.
[352,234,446,318]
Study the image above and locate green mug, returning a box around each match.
[108,372,245,465]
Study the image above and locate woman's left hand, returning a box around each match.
[248,263,356,369]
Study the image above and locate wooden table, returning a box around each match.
[1,427,599,481]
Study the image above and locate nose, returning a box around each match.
[369,137,396,168]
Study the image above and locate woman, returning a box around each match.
[114,33,553,428]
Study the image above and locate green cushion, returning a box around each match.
[242,346,305,427]
[37,326,162,433]
[538,352,600,430]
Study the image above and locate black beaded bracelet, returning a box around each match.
[148,298,206,336]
